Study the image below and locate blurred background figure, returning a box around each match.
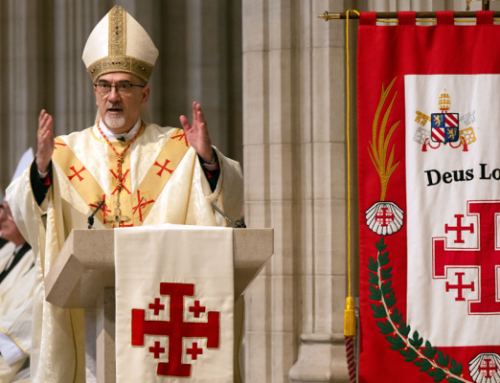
[0,149,36,382]
[0,202,34,296]
[0,190,8,251]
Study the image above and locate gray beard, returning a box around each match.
[104,114,126,129]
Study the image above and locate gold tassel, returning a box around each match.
[343,9,359,340]
[344,296,356,337]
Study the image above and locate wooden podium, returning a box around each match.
[44,228,273,383]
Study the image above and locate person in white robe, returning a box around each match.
[0,202,35,382]
[0,203,34,297]
[6,5,243,382]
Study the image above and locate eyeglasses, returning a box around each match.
[94,83,146,96]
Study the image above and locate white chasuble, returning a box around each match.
[115,224,234,383]
[0,246,35,300]
[0,246,36,366]
[0,242,15,274]
[0,265,36,366]
[6,123,243,382]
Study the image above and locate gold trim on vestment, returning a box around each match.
[52,129,190,228]
[218,156,228,227]
[107,140,133,227]
[52,137,109,227]
[0,328,29,356]
[183,156,196,225]
[132,128,190,225]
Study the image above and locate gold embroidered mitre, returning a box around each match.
[82,5,159,83]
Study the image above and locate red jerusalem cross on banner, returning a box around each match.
[433,200,500,314]
[479,359,498,377]
[131,282,220,377]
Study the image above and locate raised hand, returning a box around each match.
[36,110,55,173]
[179,102,214,163]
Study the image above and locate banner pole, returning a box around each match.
[344,10,360,383]
[344,9,359,339]
[318,10,500,21]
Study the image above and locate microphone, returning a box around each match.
[210,203,246,228]
[88,199,106,229]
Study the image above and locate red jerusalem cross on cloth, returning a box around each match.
[445,214,474,243]
[375,207,393,227]
[357,10,500,383]
[479,359,498,378]
[131,283,220,377]
[434,201,500,314]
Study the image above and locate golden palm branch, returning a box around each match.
[367,77,401,201]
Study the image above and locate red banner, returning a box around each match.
[358,11,500,383]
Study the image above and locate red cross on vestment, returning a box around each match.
[433,201,500,314]
[375,207,393,227]
[479,359,498,378]
[54,141,67,151]
[131,283,220,377]
[172,132,189,147]
[68,166,86,182]
[154,159,173,177]
[186,342,203,360]
[88,195,111,224]
[445,214,474,243]
[117,222,133,228]
[132,190,155,222]
[110,169,131,195]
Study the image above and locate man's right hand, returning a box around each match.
[36,109,54,174]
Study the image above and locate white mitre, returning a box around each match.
[82,5,159,83]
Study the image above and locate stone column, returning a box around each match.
[242,0,351,381]
[52,0,106,137]
[290,0,351,381]
[243,0,282,380]
[0,0,45,190]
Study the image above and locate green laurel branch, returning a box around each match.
[368,238,471,383]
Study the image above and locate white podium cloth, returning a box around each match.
[115,224,234,383]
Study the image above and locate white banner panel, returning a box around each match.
[406,74,500,347]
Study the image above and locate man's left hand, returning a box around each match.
[180,102,214,163]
